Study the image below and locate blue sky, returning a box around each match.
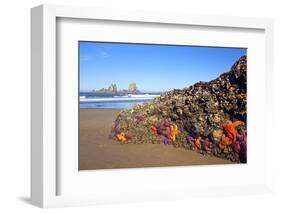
[79,41,246,92]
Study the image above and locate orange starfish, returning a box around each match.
[218,134,232,150]
[194,138,202,149]
[116,132,127,143]
[151,126,157,135]
[222,120,244,143]
[169,125,180,142]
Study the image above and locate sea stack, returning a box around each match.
[128,82,138,93]
[108,83,118,93]
[111,56,247,163]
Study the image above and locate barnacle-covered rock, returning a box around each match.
[110,56,247,163]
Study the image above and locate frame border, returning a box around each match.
[31,4,274,208]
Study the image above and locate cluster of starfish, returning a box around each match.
[113,116,247,163]
[186,136,211,152]
[151,121,180,145]
[219,120,244,150]
[114,123,132,144]
[219,119,247,162]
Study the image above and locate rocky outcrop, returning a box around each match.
[107,83,118,93]
[128,82,138,93]
[111,56,247,163]
[94,83,139,93]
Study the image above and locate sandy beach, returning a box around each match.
[79,108,233,170]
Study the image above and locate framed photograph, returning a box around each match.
[31,4,274,208]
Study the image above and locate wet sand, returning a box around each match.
[79,109,233,170]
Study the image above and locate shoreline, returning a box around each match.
[79,108,233,170]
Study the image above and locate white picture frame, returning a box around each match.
[31,4,274,208]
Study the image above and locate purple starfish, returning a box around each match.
[186,135,194,143]
[231,142,241,153]
[239,140,247,163]
[162,136,171,145]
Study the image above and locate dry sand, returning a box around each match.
[79,108,233,170]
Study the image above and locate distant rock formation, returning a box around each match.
[93,82,139,93]
[128,82,138,93]
[108,83,118,93]
[111,56,247,163]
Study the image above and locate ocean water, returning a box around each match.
[80,92,161,109]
